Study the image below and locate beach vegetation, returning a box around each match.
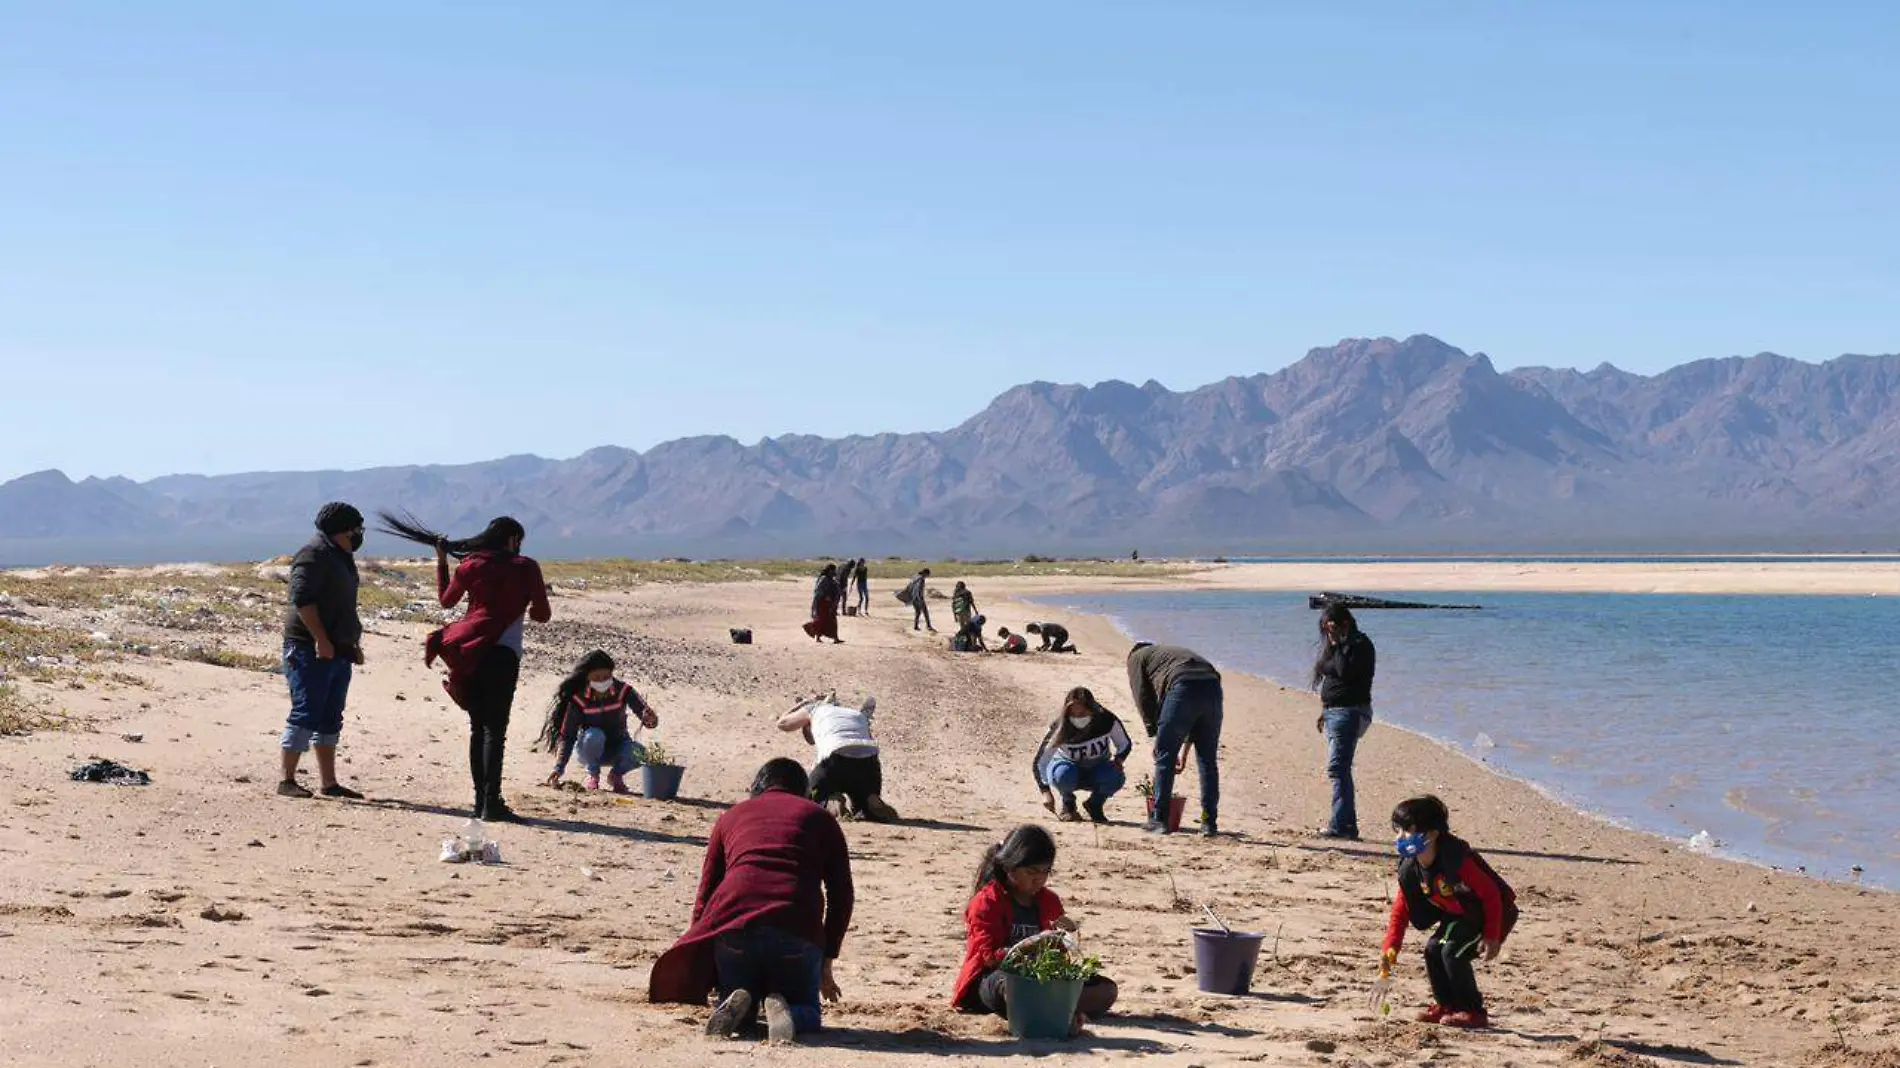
[1002,939,1102,983]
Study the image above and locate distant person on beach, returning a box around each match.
[853,559,871,615]
[804,564,844,644]
[951,613,989,653]
[1381,795,1518,1030]
[778,693,898,822]
[277,502,368,800]
[1126,642,1223,837]
[951,581,978,631]
[379,511,551,823]
[1312,604,1376,840]
[901,568,934,632]
[649,758,853,1045]
[537,649,658,793]
[995,627,1028,654]
[953,825,1118,1034]
[1033,687,1132,823]
[1025,622,1078,654]
[835,559,856,613]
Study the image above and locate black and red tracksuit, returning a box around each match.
[1383,834,1519,1014]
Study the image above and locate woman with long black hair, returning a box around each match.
[803,564,843,644]
[378,511,552,822]
[1312,603,1376,840]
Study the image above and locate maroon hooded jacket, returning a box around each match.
[423,550,551,710]
[648,787,854,1005]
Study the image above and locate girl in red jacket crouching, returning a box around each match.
[1381,795,1520,1029]
[953,825,1118,1032]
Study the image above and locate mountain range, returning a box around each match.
[4,335,1898,564]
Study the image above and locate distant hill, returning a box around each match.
[6,335,1898,564]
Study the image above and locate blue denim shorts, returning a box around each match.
[282,641,351,749]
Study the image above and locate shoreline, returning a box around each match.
[2,569,1897,1066]
[1018,587,1892,893]
[1175,560,1900,596]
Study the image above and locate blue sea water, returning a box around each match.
[1044,588,1900,889]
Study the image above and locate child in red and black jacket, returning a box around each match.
[953,825,1118,1034]
[1381,795,1519,1029]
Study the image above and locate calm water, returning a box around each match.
[1045,589,1900,888]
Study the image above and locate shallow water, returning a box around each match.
[1043,588,1900,888]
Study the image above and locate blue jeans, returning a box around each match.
[1323,706,1373,835]
[713,926,824,1033]
[577,729,644,776]
[1152,677,1223,824]
[280,641,351,752]
[1048,759,1126,806]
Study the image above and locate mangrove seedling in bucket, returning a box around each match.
[1002,937,1102,984]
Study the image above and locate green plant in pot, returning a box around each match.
[639,740,685,801]
[999,935,1101,1040]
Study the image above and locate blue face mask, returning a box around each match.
[1395,832,1430,859]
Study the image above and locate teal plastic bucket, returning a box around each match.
[1192,928,1265,994]
[641,763,685,801]
[1003,973,1083,1040]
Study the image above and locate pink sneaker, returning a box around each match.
[607,771,632,795]
[584,773,601,791]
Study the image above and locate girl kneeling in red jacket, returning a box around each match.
[953,824,1117,1033]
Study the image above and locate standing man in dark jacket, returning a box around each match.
[1312,605,1376,839]
[903,568,934,633]
[1126,642,1223,836]
[278,502,367,800]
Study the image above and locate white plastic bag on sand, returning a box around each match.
[1687,830,1717,855]
[438,820,503,864]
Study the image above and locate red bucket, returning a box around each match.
[1145,795,1189,832]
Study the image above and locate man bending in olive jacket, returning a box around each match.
[1126,642,1223,837]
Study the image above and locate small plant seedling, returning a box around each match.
[1002,940,1102,983]
[643,741,675,767]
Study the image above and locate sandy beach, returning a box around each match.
[2,562,1896,1067]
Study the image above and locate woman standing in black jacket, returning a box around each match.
[1312,604,1376,840]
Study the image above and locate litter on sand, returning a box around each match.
[70,759,151,786]
[439,819,503,864]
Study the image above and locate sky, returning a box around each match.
[1,1,1896,483]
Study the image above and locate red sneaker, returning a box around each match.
[1415,1004,1449,1023]
[606,770,632,795]
[1442,1010,1490,1029]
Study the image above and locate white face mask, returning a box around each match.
[589,679,615,694]
[1067,715,1093,729]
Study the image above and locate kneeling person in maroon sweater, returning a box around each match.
[1381,795,1520,1029]
[649,759,854,1044]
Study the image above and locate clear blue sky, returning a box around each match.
[2,1,1895,483]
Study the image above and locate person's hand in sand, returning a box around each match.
[1481,938,1501,962]
[820,960,842,1003]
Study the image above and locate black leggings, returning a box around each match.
[465,646,520,816]
[1423,919,1486,1013]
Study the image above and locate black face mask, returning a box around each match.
[345,531,365,553]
